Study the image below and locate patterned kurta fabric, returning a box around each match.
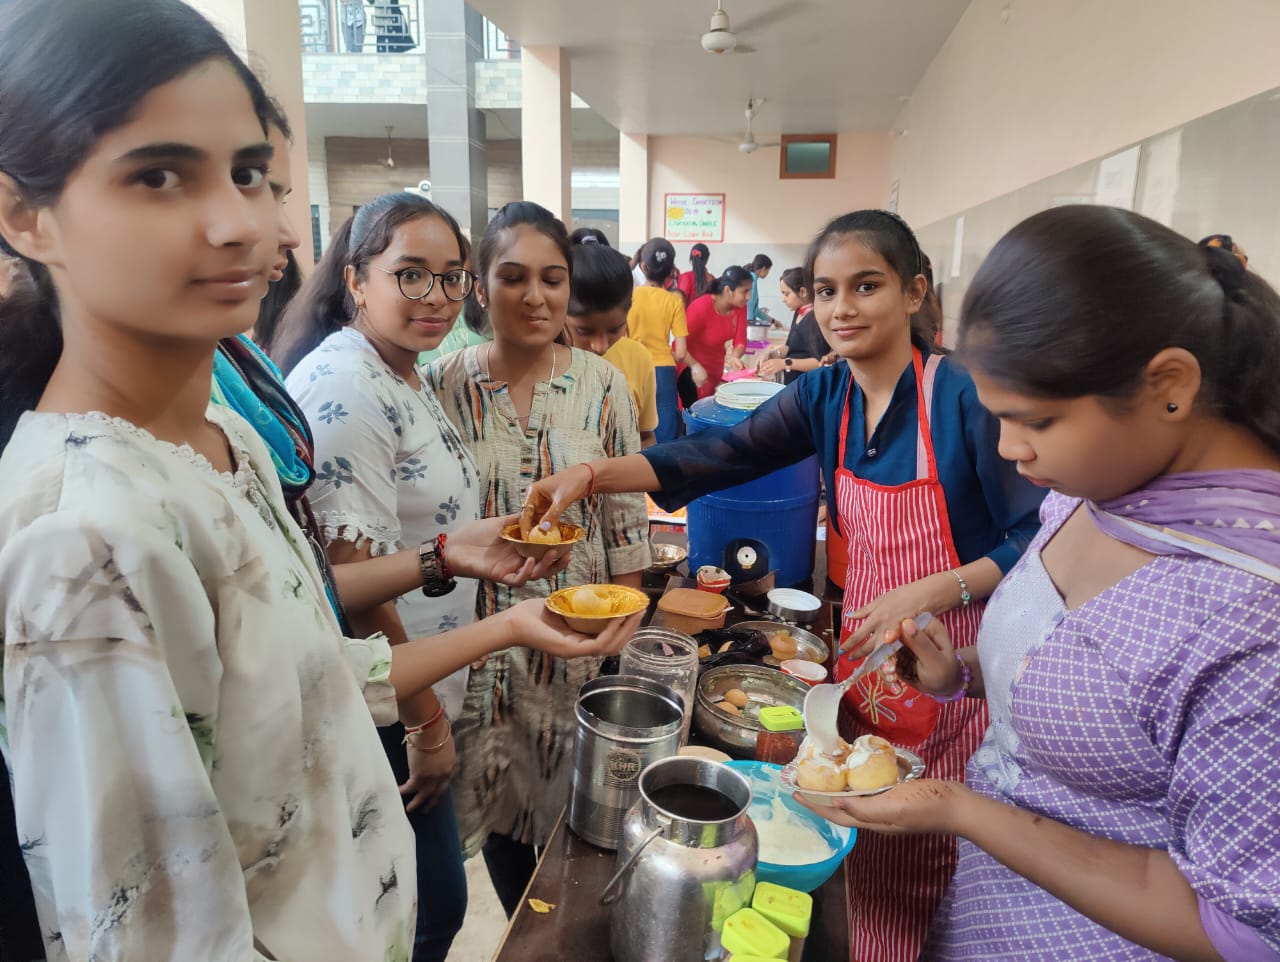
[288,328,482,717]
[0,406,415,962]
[923,491,1280,960]
[426,345,650,854]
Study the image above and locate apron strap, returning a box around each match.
[914,351,943,480]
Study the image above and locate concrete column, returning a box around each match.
[520,46,572,220]
[423,0,489,235]
[618,132,650,251]
[189,0,315,266]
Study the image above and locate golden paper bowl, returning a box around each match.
[546,584,650,635]
[500,521,586,560]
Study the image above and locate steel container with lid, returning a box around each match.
[567,674,684,849]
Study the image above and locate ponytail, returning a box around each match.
[690,243,711,297]
[274,216,356,375]
[960,205,1280,456]
[0,259,61,451]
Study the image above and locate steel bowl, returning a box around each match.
[733,620,829,665]
[647,542,688,573]
[693,664,811,758]
[765,588,823,625]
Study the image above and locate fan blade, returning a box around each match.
[736,0,812,35]
[730,43,757,54]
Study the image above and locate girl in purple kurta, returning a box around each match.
[805,206,1280,962]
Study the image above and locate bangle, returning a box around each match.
[435,533,452,582]
[930,652,971,704]
[582,462,596,497]
[950,569,972,608]
[405,718,452,752]
[403,705,445,737]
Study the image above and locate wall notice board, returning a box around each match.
[664,193,725,243]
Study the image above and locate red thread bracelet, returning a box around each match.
[434,533,452,581]
[582,462,597,497]
[404,705,445,736]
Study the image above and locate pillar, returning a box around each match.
[423,0,489,235]
[618,132,650,252]
[520,46,572,221]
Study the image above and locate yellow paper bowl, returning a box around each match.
[546,584,650,635]
[500,521,586,560]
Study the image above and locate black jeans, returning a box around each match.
[481,833,540,919]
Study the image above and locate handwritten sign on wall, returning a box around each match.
[664,193,725,243]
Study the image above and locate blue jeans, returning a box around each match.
[379,723,468,962]
[655,364,681,442]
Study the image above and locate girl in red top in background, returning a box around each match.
[683,265,752,398]
[677,242,714,304]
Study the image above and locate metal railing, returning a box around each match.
[299,1,518,58]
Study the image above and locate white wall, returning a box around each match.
[892,0,1280,231]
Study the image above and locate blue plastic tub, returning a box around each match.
[683,385,820,587]
[726,760,857,893]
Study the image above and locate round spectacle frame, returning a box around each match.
[372,265,476,302]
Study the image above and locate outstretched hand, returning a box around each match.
[502,598,644,660]
[446,514,572,585]
[794,778,969,837]
[519,465,594,538]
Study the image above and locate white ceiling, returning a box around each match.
[467,0,971,138]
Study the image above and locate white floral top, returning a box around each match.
[288,328,481,718]
[0,405,415,962]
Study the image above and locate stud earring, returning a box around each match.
[1166,402,1179,413]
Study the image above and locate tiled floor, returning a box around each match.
[445,856,509,962]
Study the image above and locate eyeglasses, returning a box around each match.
[372,265,475,302]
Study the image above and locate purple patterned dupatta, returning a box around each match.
[1089,469,1280,583]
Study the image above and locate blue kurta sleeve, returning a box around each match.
[642,376,821,511]
[956,374,1043,573]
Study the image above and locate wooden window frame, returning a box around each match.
[779,134,838,180]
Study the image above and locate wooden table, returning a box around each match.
[492,532,849,962]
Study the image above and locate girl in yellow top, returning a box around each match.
[626,237,688,441]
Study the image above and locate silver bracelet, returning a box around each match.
[951,569,972,608]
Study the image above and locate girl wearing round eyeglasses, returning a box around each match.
[276,191,484,962]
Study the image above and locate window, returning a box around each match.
[779,134,838,180]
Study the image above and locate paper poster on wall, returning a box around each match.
[1095,145,1141,210]
[950,215,965,278]
[1137,129,1182,227]
[664,193,726,243]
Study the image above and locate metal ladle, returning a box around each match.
[802,612,933,755]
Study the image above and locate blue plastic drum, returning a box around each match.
[683,381,820,588]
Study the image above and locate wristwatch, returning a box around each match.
[784,357,793,369]
[418,536,457,597]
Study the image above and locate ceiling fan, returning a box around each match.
[735,98,779,154]
[700,0,810,55]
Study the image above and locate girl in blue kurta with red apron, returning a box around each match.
[523,210,1043,961]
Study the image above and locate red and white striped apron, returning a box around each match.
[831,348,989,962]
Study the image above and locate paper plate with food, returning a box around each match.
[501,520,586,559]
[545,583,649,635]
[780,735,925,802]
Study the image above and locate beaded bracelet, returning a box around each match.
[404,719,452,753]
[930,653,972,704]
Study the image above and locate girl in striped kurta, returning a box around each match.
[425,202,650,917]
